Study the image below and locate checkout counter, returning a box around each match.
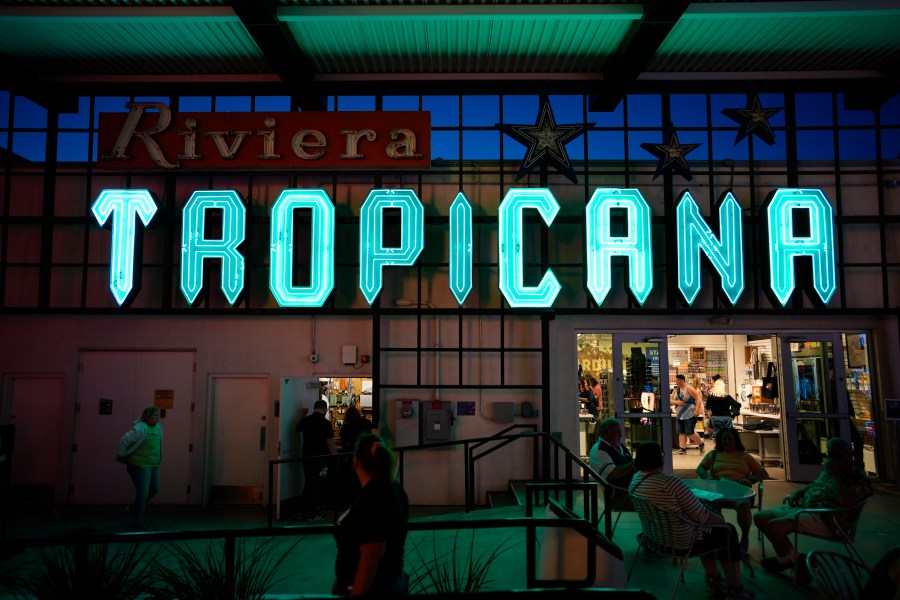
[734,409,783,468]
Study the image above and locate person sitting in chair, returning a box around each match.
[755,437,872,585]
[589,418,635,489]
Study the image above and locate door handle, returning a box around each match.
[259,427,266,451]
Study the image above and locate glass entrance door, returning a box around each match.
[613,335,671,470]
[781,334,850,481]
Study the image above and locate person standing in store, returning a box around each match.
[672,374,704,454]
[705,374,743,439]
[332,433,409,596]
[296,399,337,521]
[116,406,162,531]
[590,375,604,417]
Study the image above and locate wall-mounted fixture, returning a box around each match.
[709,315,734,325]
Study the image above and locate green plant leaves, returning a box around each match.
[404,530,516,594]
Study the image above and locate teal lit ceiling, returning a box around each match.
[0,0,898,109]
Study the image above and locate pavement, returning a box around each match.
[1,479,898,598]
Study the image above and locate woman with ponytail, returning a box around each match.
[332,433,409,596]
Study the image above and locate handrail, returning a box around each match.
[0,515,608,593]
[266,429,606,526]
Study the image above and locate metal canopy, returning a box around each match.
[0,0,898,110]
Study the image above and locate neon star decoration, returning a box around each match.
[91,189,158,305]
[585,188,653,306]
[181,190,246,305]
[676,191,745,306]
[498,95,591,184]
[767,188,836,306]
[449,192,473,305]
[359,188,425,305]
[269,189,335,307]
[640,122,701,181]
[498,188,561,308]
[722,94,782,146]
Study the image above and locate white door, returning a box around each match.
[613,334,672,471]
[781,334,850,481]
[4,375,66,504]
[70,351,195,505]
[208,375,269,505]
[277,377,320,519]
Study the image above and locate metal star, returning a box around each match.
[721,94,783,146]
[498,95,591,184]
[640,123,701,181]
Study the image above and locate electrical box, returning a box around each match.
[420,400,453,444]
[493,402,515,423]
[394,400,419,447]
[342,345,357,365]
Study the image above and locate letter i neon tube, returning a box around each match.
[449,192,473,305]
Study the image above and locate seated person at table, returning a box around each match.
[589,419,635,489]
[630,441,752,600]
[755,437,872,585]
[696,428,768,555]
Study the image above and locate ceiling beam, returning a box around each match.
[590,0,692,112]
[230,0,325,111]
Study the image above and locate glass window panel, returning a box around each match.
[57,132,89,162]
[0,132,8,151]
[839,129,877,160]
[881,129,900,161]
[11,131,46,162]
[566,136,585,161]
[94,97,130,126]
[463,95,499,126]
[383,96,419,111]
[462,130,499,160]
[711,94,749,127]
[671,94,708,127]
[503,95,538,124]
[178,96,212,112]
[424,96,459,126]
[750,136,787,160]
[880,94,900,125]
[337,96,375,111]
[795,93,834,126]
[838,93,875,126]
[628,129,662,160]
[214,96,251,112]
[431,130,460,160]
[13,96,47,128]
[758,94,785,126]
[587,130,625,160]
[797,130,835,160]
[626,94,661,127]
[550,95,583,123]
[588,99,624,127]
[134,96,169,105]
[58,97,91,129]
[253,96,290,111]
[843,333,876,476]
[502,136,526,161]
[92,132,99,162]
[712,130,749,161]
[0,91,8,127]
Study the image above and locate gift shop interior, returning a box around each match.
[577,332,878,481]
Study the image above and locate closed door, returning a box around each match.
[70,351,195,505]
[5,375,65,504]
[208,375,269,504]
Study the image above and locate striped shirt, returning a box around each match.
[628,471,711,546]
[674,388,696,420]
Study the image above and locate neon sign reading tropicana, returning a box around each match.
[91,187,836,308]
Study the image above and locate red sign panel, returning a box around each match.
[97,102,431,170]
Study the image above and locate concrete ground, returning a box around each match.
[1,479,898,598]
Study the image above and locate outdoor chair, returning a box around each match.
[759,495,871,587]
[805,549,870,600]
[628,493,734,600]
[596,474,633,538]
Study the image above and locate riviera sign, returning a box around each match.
[91,187,836,309]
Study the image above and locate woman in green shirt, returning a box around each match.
[116,406,163,531]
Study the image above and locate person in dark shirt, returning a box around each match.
[332,433,409,596]
[341,406,375,453]
[296,399,336,521]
